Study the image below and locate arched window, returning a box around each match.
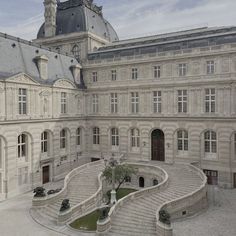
[93,127,100,145]
[131,128,140,148]
[205,131,217,153]
[177,130,188,151]
[18,134,27,158]
[60,129,67,149]
[76,128,81,146]
[111,128,119,146]
[41,131,48,153]
[72,44,80,59]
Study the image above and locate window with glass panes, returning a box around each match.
[177,130,188,151]
[131,92,139,113]
[131,128,140,148]
[92,71,98,82]
[131,68,138,80]
[93,127,100,145]
[110,93,118,113]
[205,131,217,153]
[111,128,119,146]
[153,91,162,113]
[178,63,187,76]
[154,66,161,78]
[18,134,27,158]
[76,128,81,146]
[205,88,215,113]
[19,88,27,115]
[60,129,66,149]
[61,92,67,114]
[92,94,98,113]
[207,61,215,74]
[41,132,48,153]
[178,90,187,113]
[111,70,117,81]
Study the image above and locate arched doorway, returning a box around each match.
[151,129,165,161]
[139,177,145,188]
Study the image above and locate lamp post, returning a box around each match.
[109,156,118,205]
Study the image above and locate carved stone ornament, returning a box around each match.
[6,73,39,85]
[53,79,75,89]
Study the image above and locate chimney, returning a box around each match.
[44,0,57,37]
[34,55,49,80]
[70,64,82,85]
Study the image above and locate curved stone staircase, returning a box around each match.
[106,163,206,236]
[31,161,105,227]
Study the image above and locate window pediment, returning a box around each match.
[53,79,75,89]
[6,73,39,85]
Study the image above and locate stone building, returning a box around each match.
[0,0,236,201]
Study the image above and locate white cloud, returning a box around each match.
[0,0,236,40]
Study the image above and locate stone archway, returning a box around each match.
[151,129,165,161]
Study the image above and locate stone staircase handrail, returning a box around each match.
[32,160,103,207]
[155,164,208,236]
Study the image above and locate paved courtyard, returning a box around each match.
[0,183,236,236]
[173,186,236,236]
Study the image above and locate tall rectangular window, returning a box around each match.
[19,88,27,115]
[178,90,187,113]
[61,92,67,114]
[178,63,187,76]
[111,128,119,146]
[41,132,48,153]
[131,92,139,113]
[154,66,161,78]
[111,70,117,81]
[93,127,100,145]
[92,71,98,82]
[205,88,215,113]
[132,68,138,80]
[111,93,118,113]
[207,61,215,74]
[92,94,99,113]
[153,91,162,113]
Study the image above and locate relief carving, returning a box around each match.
[53,79,75,89]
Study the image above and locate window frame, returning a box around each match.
[92,94,99,113]
[60,129,67,149]
[61,92,67,114]
[18,134,27,158]
[110,93,118,113]
[154,65,161,79]
[18,88,27,115]
[93,127,100,145]
[178,63,187,76]
[131,92,139,114]
[111,128,119,146]
[153,91,162,113]
[205,88,216,113]
[92,71,98,82]
[204,131,217,154]
[131,68,138,80]
[131,128,140,148]
[177,130,188,151]
[207,60,215,75]
[111,70,117,81]
[76,128,81,146]
[41,131,48,153]
[178,90,188,113]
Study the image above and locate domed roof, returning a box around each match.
[37,0,119,42]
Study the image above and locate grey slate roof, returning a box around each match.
[37,0,118,42]
[88,26,236,61]
[0,33,78,85]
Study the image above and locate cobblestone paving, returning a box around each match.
[173,186,236,236]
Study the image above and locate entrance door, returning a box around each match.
[151,129,165,161]
[203,170,218,185]
[234,173,236,188]
[42,165,50,184]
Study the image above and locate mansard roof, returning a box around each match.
[88,26,236,61]
[37,0,118,42]
[0,33,78,85]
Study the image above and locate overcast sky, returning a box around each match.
[0,0,236,40]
